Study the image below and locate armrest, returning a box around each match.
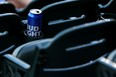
[3,54,30,72]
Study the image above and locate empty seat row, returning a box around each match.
[0,0,116,17]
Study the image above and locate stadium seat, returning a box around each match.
[0,13,24,51]
[40,0,99,38]
[41,0,98,22]
[22,0,99,39]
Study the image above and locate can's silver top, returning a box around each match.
[30,9,42,14]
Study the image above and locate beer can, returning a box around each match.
[26,9,42,38]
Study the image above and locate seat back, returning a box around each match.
[0,13,24,51]
[35,19,116,77]
[43,19,116,68]
[41,0,99,38]
[0,2,16,14]
[41,0,98,21]
[43,15,89,38]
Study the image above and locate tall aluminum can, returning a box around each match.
[26,9,42,38]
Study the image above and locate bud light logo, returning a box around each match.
[27,25,41,37]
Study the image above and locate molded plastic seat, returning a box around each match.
[40,0,99,38]
[0,13,24,51]
[36,19,116,77]
[41,0,98,20]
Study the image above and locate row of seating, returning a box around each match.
[0,0,116,77]
[2,19,116,77]
[0,0,116,18]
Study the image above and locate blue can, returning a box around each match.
[26,9,42,37]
